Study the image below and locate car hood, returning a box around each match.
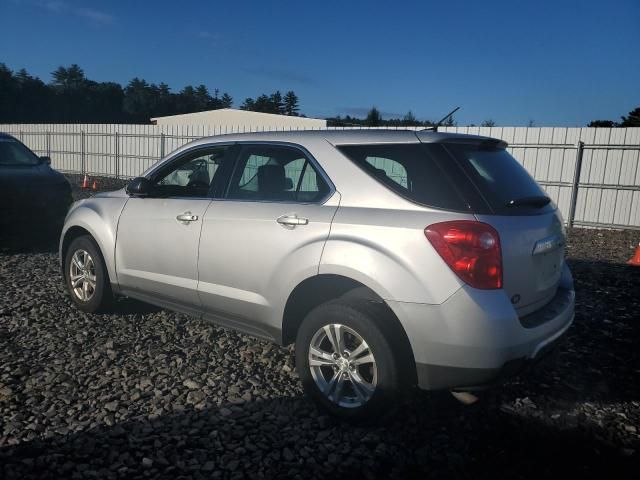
[0,164,69,188]
[93,187,128,198]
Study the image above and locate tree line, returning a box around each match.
[588,107,640,128]
[0,63,300,123]
[326,108,444,127]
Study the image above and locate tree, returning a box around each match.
[481,119,496,127]
[366,107,382,126]
[220,93,233,108]
[620,107,640,127]
[402,111,417,126]
[240,97,255,110]
[51,64,86,91]
[0,62,303,123]
[124,78,154,122]
[588,120,617,127]
[283,91,299,116]
[270,91,284,114]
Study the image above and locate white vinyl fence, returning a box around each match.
[2,124,640,230]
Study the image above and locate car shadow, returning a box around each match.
[0,229,59,254]
[0,390,635,479]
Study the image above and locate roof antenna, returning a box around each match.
[430,106,460,132]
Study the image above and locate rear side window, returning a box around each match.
[227,145,331,203]
[445,144,553,214]
[337,144,468,211]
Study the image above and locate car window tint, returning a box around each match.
[364,156,408,188]
[0,138,41,166]
[338,144,467,210]
[153,146,230,198]
[228,145,330,202]
[446,144,553,215]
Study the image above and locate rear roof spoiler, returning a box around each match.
[415,131,508,149]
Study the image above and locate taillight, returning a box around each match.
[425,221,502,289]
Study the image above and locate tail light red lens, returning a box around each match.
[425,221,502,289]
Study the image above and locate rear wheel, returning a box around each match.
[295,299,405,420]
[64,235,113,313]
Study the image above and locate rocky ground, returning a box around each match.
[0,176,638,479]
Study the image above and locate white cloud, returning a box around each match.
[36,1,114,25]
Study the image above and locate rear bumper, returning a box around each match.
[414,314,572,390]
[387,265,575,390]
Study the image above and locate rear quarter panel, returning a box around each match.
[320,206,471,304]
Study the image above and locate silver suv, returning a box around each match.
[60,130,575,418]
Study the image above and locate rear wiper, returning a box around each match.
[506,196,551,208]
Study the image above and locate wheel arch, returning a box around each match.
[60,222,115,287]
[281,273,417,385]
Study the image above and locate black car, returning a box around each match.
[0,133,72,242]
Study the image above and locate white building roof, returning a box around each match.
[150,108,326,129]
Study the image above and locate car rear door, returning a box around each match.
[115,144,235,311]
[196,143,339,340]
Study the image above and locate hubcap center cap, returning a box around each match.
[336,357,349,371]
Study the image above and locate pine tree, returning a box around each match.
[284,91,299,116]
[402,110,416,125]
[270,91,284,114]
[221,93,233,108]
[366,107,382,126]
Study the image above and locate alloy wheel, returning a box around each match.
[69,249,96,302]
[308,323,377,408]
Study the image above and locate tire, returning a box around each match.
[295,298,405,420]
[64,235,113,313]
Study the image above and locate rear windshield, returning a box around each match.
[337,144,468,211]
[445,144,553,214]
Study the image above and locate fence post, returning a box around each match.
[19,130,23,142]
[568,141,585,228]
[46,131,51,158]
[81,131,86,175]
[114,132,120,179]
[160,133,165,159]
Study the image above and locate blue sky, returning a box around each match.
[1,0,639,125]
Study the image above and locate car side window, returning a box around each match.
[364,156,408,188]
[151,146,231,198]
[227,145,330,203]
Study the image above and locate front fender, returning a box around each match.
[59,197,128,288]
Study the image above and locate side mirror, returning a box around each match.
[126,177,153,196]
[40,156,52,165]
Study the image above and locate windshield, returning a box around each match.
[0,138,41,166]
[446,144,553,214]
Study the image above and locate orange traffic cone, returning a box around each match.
[91,180,98,191]
[628,243,640,267]
[81,174,89,189]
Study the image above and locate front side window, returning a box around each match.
[227,145,330,202]
[0,138,41,166]
[152,146,231,197]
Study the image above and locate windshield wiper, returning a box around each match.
[506,196,551,208]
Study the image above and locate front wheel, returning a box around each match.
[64,235,113,313]
[295,299,404,420]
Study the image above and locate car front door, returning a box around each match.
[116,144,235,312]
[197,143,339,340]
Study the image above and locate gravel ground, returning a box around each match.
[0,177,638,479]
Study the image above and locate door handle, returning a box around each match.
[276,215,309,227]
[176,212,198,222]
